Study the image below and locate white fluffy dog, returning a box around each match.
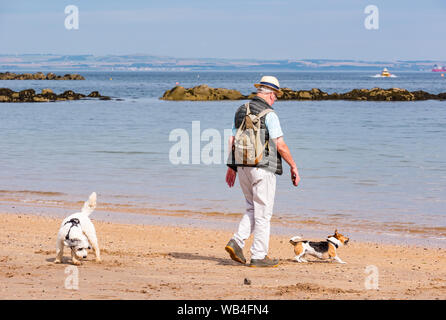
[55,192,101,265]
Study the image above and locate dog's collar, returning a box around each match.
[327,237,340,248]
[65,218,80,241]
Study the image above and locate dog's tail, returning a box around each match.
[81,192,97,216]
[289,235,302,245]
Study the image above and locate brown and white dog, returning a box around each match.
[289,230,350,264]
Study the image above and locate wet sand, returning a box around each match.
[1,191,445,248]
[0,213,445,300]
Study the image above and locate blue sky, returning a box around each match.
[0,0,445,60]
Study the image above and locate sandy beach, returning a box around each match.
[0,212,445,300]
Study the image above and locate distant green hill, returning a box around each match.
[0,54,444,72]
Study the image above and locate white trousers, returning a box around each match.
[233,167,276,260]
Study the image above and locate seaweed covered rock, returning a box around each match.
[336,88,415,101]
[161,85,446,102]
[161,85,247,101]
[0,88,111,102]
[0,72,85,80]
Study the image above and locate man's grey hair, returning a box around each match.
[257,86,275,94]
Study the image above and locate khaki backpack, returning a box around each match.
[233,102,274,166]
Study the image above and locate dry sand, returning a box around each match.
[0,213,445,300]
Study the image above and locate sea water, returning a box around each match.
[0,71,445,244]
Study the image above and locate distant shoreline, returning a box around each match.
[1,54,445,72]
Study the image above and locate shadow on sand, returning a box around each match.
[168,252,244,266]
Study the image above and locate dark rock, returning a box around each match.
[41,89,57,100]
[0,72,15,80]
[19,89,36,102]
[86,91,110,100]
[88,91,101,98]
[161,85,247,101]
[0,88,14,96]
[297,90,313,100]
[0,95,11,102]
[70,74,85,80]
[332,87,417,101]
[162,86,186,100]
[61,74,85,80]
[411,90,439,100]
[32,95,50,102]
[0,88,111,103]
[0,72,85,80]
[161,85,446,101]
[33,72,46,80]
[438,92,446,100]
[61,90,77,100]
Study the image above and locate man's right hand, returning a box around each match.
[226,167,237,188]
[291,166,300,187]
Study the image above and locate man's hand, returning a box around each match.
[226,167,237,187]
[291,166,300,187]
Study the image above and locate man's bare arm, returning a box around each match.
[274,136,300,186]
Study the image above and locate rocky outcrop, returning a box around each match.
[87,91,111,100]
[161,85,247,101]
[162,85,446,101]
[0,88,110,102]
[332,87,416,101]
[0,72,85,80]
[248,88,330,100]
[255,87,421,101]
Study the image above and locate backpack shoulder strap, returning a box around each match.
[256,108,274,119]
[245,102,251,115]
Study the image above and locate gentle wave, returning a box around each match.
[0,190,66,196]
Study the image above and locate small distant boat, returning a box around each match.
[432,64,446,72]
[381,68,392,77]
[372,67,396,78]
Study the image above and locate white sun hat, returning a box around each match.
[254,75,282,97]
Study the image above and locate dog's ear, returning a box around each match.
[64,238,81,247]
[328,229,338,238]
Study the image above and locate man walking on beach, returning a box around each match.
[225,76,300,267]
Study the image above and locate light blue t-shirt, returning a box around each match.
[232,112,283,139]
